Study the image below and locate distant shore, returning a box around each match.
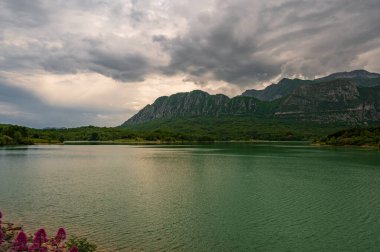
[3,140,379,148]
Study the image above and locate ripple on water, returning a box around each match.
[1,144,380,251]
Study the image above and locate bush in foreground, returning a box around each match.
[0,210,96,252]
[66,236,97,252]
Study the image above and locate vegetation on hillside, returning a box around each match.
[316,126,380,147]
[1,120,380,146]
[123,115,366,141]
[0,124,217,145]
[0,125,33,145]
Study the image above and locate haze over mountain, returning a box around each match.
[1,1,380,127]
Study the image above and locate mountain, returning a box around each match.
[275,79,380,123]
[121,78,380,140]
[242,78,313,101]
[124,90,261,124]
[123,79,380,128]
[242,69,380,101]
[318,69,380,81]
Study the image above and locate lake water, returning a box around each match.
[0,143,380,251]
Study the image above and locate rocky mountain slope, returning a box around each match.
[318,69,380,82]
[124,90,260,124]
[242,78,312,101]
[275,80,380,123]
[123,78,380,126]
[242,70,380,101]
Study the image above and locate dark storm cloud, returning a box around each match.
[156,0,380,84]
[160,18,282,84]
[0,33,152,82]
[0,1,153,82]
[37,41,152,82]
[88,49,150,82]
[2,0,380,85]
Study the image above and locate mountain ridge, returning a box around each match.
[122,77,380,126]
[242,69,380,101]
[124,90,261,125]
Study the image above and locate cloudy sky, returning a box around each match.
[1,0,379,128]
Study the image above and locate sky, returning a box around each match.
[0,0,380,128]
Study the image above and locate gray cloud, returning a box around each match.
[0,0,50,28]
[0,0,156,82]
[156,0,380,84]
[2,0,380,85]
[88,49,150,82]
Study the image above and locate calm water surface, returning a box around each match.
[0,143,380,251]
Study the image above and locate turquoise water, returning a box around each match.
[0,143,379,251]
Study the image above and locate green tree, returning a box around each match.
[66,236,97,252]
[89,132,99,141]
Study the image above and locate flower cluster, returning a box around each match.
[29,228,49,252]
[13,231,28,251]
[55,228,66,243]
[0,212,79,252]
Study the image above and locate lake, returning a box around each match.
[0,143,380,251]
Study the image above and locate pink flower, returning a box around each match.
[29,242,48,252]
[35,228,47,239]
[55,227,66,242]
[69,247,79,252]
[33,228,48,246]
[29,241,49,252]
[28,243,40,251]
[13,230,28,251]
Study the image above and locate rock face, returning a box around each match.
[123,90,258,125]
[278,80,361,112]
[242,69,380,101]
[274,80,380,123]
[242,78,313,101]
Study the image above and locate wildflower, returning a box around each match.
[13,230,28,251]
[29,228,49,251]
[33,228,48,246]
[69,247,78,252]
[28,243,47,252]
[55,227,66,242]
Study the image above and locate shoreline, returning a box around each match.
[312,142,380,149]
[55,140,380,149]
[2,140,379,149]
[1,139,310,147]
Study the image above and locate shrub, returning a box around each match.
[66,236,97,252]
